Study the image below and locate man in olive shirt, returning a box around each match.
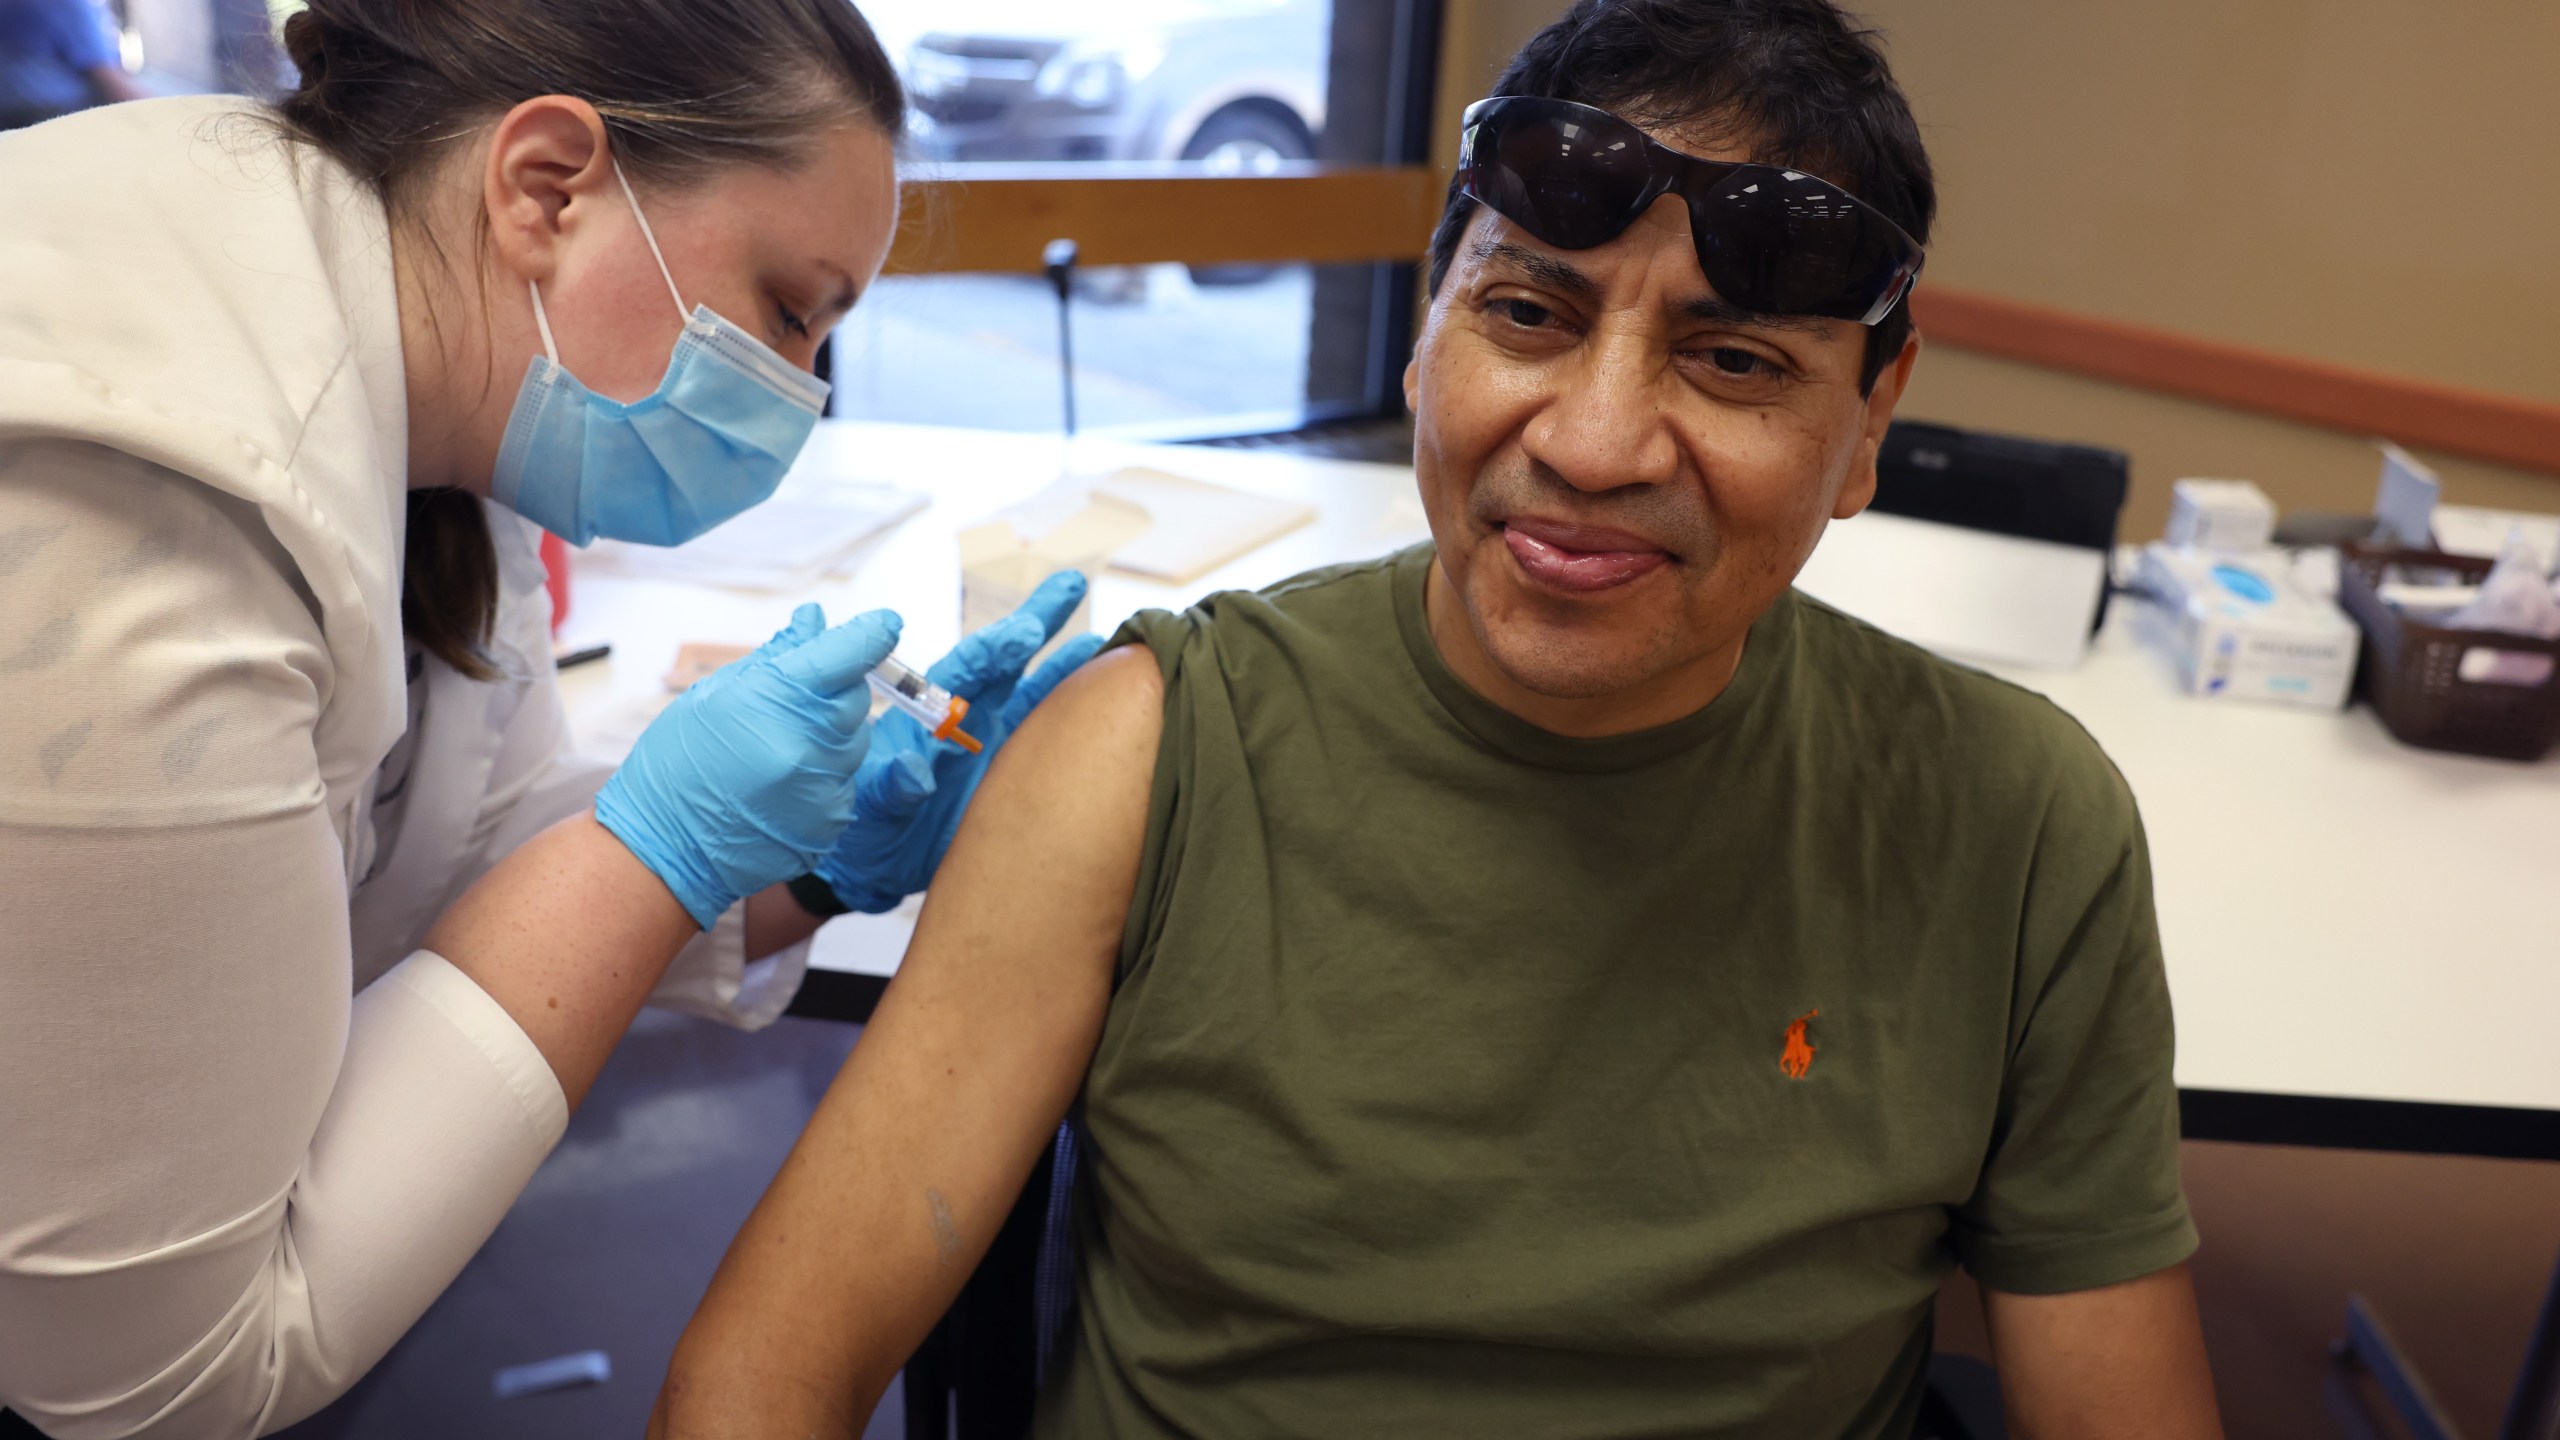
[656,1,2224,1435]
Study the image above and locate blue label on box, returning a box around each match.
[2212,564,2276,604]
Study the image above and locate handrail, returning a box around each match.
[1913,287,2560,477]
[889,165,1446,274]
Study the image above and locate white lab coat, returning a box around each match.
[0,97,805,1437]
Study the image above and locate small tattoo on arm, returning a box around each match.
[927,1188,961,1267]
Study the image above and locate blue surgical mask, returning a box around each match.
[489,162,830,547]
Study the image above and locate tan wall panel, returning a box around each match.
[1859,0,2560,406]
[1429,0,1574,177]
[1938,1143,2560,1440]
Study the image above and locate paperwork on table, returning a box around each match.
[581,480,929,592]
[958,466,1317,638]
[1096,467,1318,583]
[957,483,1146,642]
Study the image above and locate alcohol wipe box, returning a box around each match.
[2137,543,2358,709]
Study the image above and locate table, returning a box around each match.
[554,423,1438,1020]
[557,421,2560,1161]
[1967,575,2560,1161]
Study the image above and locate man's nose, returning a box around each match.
[1517,331,1681,494]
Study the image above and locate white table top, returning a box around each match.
[559,421,2560,1119]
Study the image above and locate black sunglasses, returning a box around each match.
[1456,96,1924,326]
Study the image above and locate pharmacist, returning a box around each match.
[0,0,1097,1433]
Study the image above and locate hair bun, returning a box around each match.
[281,4,327,72]
[281,1,402,104]
[272,0,404,177]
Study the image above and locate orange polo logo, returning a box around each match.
[1780,1010,1819,1080]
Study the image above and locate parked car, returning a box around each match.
[901,0,1328,177]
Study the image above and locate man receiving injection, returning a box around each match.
[657,2,2221,1435]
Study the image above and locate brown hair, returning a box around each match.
[272,0,905,677]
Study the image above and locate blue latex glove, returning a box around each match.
[597,604,902,928]
[813,570,1109,914]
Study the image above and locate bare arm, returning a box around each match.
[651,647,1165,1437]
[1983,1263,2223,1440]
[422,813,702,1109]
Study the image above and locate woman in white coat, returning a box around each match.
[0,0,1100,1434]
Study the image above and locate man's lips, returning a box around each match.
[1498,516,1672,593]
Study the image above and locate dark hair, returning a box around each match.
[273,0,906,678]
[1425,0,1934,394]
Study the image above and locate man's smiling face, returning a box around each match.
[1406,125,1919,723]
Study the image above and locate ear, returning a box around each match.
[481,96,617,288]
[1402,351,1421,415]
[1831,329,1922,521]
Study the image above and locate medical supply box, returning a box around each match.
[2163,479,2278,555]
[2137,543,2357,709]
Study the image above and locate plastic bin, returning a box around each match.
[2337,543,2560,761]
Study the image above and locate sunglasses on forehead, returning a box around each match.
[1456,96,1925,326]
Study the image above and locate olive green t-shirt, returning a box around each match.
[1038,545,2195,1439]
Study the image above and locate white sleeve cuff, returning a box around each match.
[247,949,571,1429]
[645,901,810,1032]
[376,950,571,1145]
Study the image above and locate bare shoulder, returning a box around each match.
[924,643,1163,954]
[980,643,1165,807]
[1025,643,1165,736]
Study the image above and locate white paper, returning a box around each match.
[2431,506,2560,574]
[1794,510,2110,670]
[956,488,1149,643]
[581,482,928,592]
[1092,467,1317,584]
[2372,442,2441,549]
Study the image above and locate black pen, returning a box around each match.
[554,643,612,670]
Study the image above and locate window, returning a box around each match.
[114,0,286,95]
[836,0,1441,438]
[832,263,1330,435]
[12,0,1442,442]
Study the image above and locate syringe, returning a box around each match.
[868,654,982,753]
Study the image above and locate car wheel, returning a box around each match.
[1181,106,1312,286]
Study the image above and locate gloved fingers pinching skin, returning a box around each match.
[853,747,937,823]
[1002,569,1092,662]
[595,603,905,929]
[926,569,1089,709]
[814,571,1103,916]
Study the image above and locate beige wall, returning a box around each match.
[1869,0,2560,405]
[1430,0,1576,177]
[1937,1142,2560,1440]
[1428,0,2560,534]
